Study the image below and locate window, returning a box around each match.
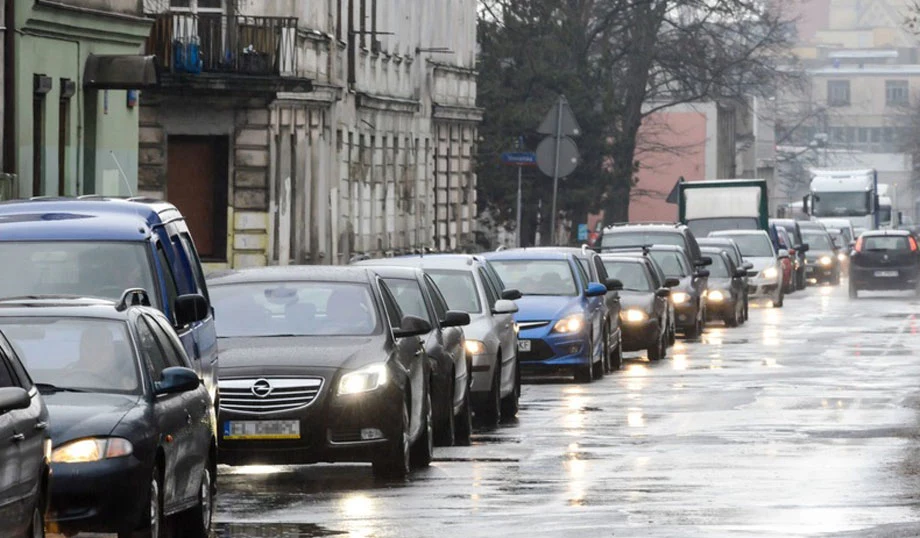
[424,275,449,322]
[601,261,653,292]
[336,0,343,40]
[593,257,608,282]
[858,128,869,143]
[489,260,579,297]
[0,356,15,388]
[383,278,432,324]
[156,243,179,321]
[136,316,172,381]
[478,268,500,307]
[378,282,404,329]
[827,80,850,107]
[886,80,909,106]
[370,0,378,52]
[359,0,367,49]
[573,259,590,289]
[427,270,482,314]
[169,0,221,11]
[33,76,49,197]
[144,315,185,368]
[58,79,74,196]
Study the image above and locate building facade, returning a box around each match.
[138,0,481,270]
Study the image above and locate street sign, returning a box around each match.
[501,152,537,166]
[536,136,579,178]
[577,224,588,241]
[538,97,582,137]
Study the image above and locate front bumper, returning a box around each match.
[516,326,591,373]
[705,296,736,316]
[621,319,659,351]
[747,276,779,298]
[469,352,496,395]
[805,260,837,281]
[672,302,698,329]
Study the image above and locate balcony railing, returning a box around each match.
[147,14,297,77]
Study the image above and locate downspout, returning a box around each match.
[3,0,13,177]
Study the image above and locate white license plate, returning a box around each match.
[517,339,532,352]
[223,420,300,440]
[874,271,898,277]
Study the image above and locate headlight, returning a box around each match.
[762,267,778,280]
[708,290,725,302]
[837,253,846,262]
[671,291,690,305]
[338,363,388,395]
[620,309,648,323]
[465,340,486,356]
[819,256,833,266]
[52,437,133,463]
[553,314,584,334]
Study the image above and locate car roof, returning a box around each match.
[0,197,184,241]
[698,237,738,246]
[484,250,574,261]
[0,296,148,321]
[207,265,376,285]
[509,246,595,258]
[598,254,647,264]
[710,230,768,237]
[604,223,686,233]
[358,254,484,271]
[861,229,911,237]
[356,265,424,279]
[701,246,729,256]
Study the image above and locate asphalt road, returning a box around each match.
[209,283,920,537]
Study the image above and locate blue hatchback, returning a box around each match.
[484,250,608,383]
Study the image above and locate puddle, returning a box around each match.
[215,523,345,537]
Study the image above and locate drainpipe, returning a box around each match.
[3,0,13,177]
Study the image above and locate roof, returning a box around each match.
[602,223,684,232]
[207,265,375,285]
[860,229,911,237]
[354,265,424,280]
[0,296,139,320]
[0,197,183,241]
[359,254,483,271]
[598,254,648,265]
[698,237,739,245]
[500,246,596,259]
[484,250,574,261]
[710,230,769,237]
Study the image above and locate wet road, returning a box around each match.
[214,284,920,537]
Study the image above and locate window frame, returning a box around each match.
[885,80,909,106]
[423,274,450,323]
[827,80,851,107]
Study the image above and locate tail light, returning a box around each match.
[910,236,918,252]
[854,237,863,253]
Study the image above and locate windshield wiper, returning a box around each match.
[35,383,88,394]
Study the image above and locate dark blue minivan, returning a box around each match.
[0,197,218,403]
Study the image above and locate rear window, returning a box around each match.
[863,236,911,251]
[648,251,689,278]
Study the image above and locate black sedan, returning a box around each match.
[208,266,435,479]
[0,329,50,538]
[802,228,841,285]
[0,292,216,538]
[701,247,747,327]
[599,256,670,361]
[850,231,920,298]
[359,265,473,446]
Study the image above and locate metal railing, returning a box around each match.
[147,13,297,76]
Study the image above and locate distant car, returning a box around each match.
[485,250,609,382]
[697,237,751,320]
[816,218,856,247]
[598,256,670,361]
[0,327,50,538]
[599,222,706,266]
[801,228,841,285]
[771,218,809,290]
[710,230,786,307]
[700,247,747,327]
[209,267,436,479]
[0,292,216,537]
[771,224,796,294]
[849,230,920,298]
[353,264,474,445]
[611,248,678,346]
[358,254,520,425]
[827,228,850,275]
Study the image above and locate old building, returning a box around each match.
[138,0,481,269]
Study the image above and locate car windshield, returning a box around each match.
[427,270,482,313]
[863,236,910,251]
[802,231,833,251]
[382,277,431,324]
[649,251,689,278]
[210,281,380,337]
[0,318,140,394]
[0,241,158,307]
[714,234,774,257]
[489,260,578,296]
[602,231,685,250]
[601,261,653,291]
[706,254,731,278]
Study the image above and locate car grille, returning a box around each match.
[746,270,759,277]
[219,378,324,416]
[518,320,551,330]
[519,339,555,361]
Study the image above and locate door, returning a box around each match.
[0,355,24,533]
[424,275,466,412]
[478,267,514,392]
[166,136,228,261]
[378,281,426,442]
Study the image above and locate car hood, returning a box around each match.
[617,291,655,312]
[513,295,583,322]
[745,257,776,272]
[45,392,141,444]
[806,249,835,259]
[462,314,493,341]
[707,276,733,289]
[218,336,386,377]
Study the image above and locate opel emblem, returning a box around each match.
[251,379,273,398]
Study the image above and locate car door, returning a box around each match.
[478,267,515,391]
[0,353,25,533]
[424,274,465,411]
[574,258,602,348]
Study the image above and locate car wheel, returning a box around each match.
[574,354,594,383]
[138,465,165,538]
[410,390,434,468]
[668,319,676,346]
[454,383,473,446]
[724,306,739,328]
[180,462,214,538]
[28,504,44,538]
[373,399,411,479]
[434,379,456,447]
[602,329,612,374]
[477,362,502,426]
[849,281,858,299]
[592,331,605,380]
[610,339,623,371]
[685,305,702,339]
[743,298,749,321]
[647,330,665,361]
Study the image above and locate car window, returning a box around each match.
[573,258,591,288]
[136,316,174,381]
[148,315,192,368]
[478,267,500,307]
[179,232,211,302]
[378,281,405,328]
[424,275,449,321]
[0,354,15,388]
[593,256,609,281]
[383,277,432,325]
[0,335,30,388]
[156,242,180,320]
[490,259,579,296]
[427,270,482,314]
[714,234,774,257]
[602,231,685,250]
[577,258,592,281]
[601,261,653,291]
[706,253,731,278]
[649,251,687,278]
[802,232,834,250]
[863,236,910,250]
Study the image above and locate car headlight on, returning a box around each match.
[819,256,833,266]
[708,290,725,302]
[671,291,690,305]
[338,363,389,396]
[837,253,847,262]
[465,339,486,356]
[762,267,778,280]
[619,308,648,323]
[553,313,584,334]
[52,437,133,463]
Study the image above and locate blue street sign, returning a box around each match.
[577,224,588,241]
[501,152,537,166]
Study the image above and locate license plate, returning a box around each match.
[223,420,300,440]
[874,271,898,277]
[517,339,532,352]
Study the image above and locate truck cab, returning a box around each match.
[678,179,769,237]
[804,169,879,233]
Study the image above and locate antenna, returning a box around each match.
[109,152,135,197]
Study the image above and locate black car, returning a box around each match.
[599,222,706,266]
[700,247,747,327]
[0,291,216,538]
[802,228,841,285]
[0,329,50,538]
[697,237,751,320]
[357,265,474,446]
[771,218,809,290]
[598,256,670,361]
[849,231,920,298]
[208,266,435,479]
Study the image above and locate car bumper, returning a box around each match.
[705,297,736,316]
[747,277,779,298]
[805,263,836,280]
[469,352,496,395]
[47,456,149,535]
[672,303,698,329]
[851,266,920,290]
[621,320,659,351]
[517,328,591,372]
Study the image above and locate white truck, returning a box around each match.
[805,168,880,235]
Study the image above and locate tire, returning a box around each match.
[685,304,702,339]
[743,298,749,321]
[647,330,665,361]
[500,358,520,420]
[609,339,623,372]
[849,282,858,299]
[796,270,806,290]
[179,462,214,538]
[668,319,676,346]
[602,329,612,374]
[724,307,739,328]
[774,290,784,307]
[28,504,44,538]
[138,465,165,538]
[477,363,502,426]
[411,390,434,468]
[434,379,456,447]
[574,358,593,383]
[373,399,411,479]
[591,332,605,380]
[454,384,473,446]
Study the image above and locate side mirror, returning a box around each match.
[492,299,519,315]
[393,315,433,338]
[742,262,754,270]
[175,294,209,326]
[155,366,201,396]
[778,249,790,259]
[441,310,471,328]
[799,243,810,253]
[664,277,680,288]
[696,256,713,267]
[694,269,710,279]
[585,282,607,297]
[0,387,30,414]
[605,278,623,292]
[734,268,748,278]
[849,241,856,249]
[655,287,671,298]
[501,288,523,301]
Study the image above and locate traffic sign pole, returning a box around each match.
[550,98,563,245]
[516,166,522,247]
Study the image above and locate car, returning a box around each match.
[697,237,751,320]
[598,256,670,361]
[816,218,856,247]
[700,247,747,327]
[770,219,809,290]
[771,224,796,294]
[0,197,219,407]
[484,250,609,382]
[0,328,50,538]
[801,227,841,285]
[849,230,920,298]
[827,228,850,275]
[598,222,706,266]
[618,248,678,346]
[0,291,216,537]
[208,266,435,478]
[353,264,475,445]
[710,230,786,307]
[358,254,521,425]
[797,220,828,232]
[501,246,623,371]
